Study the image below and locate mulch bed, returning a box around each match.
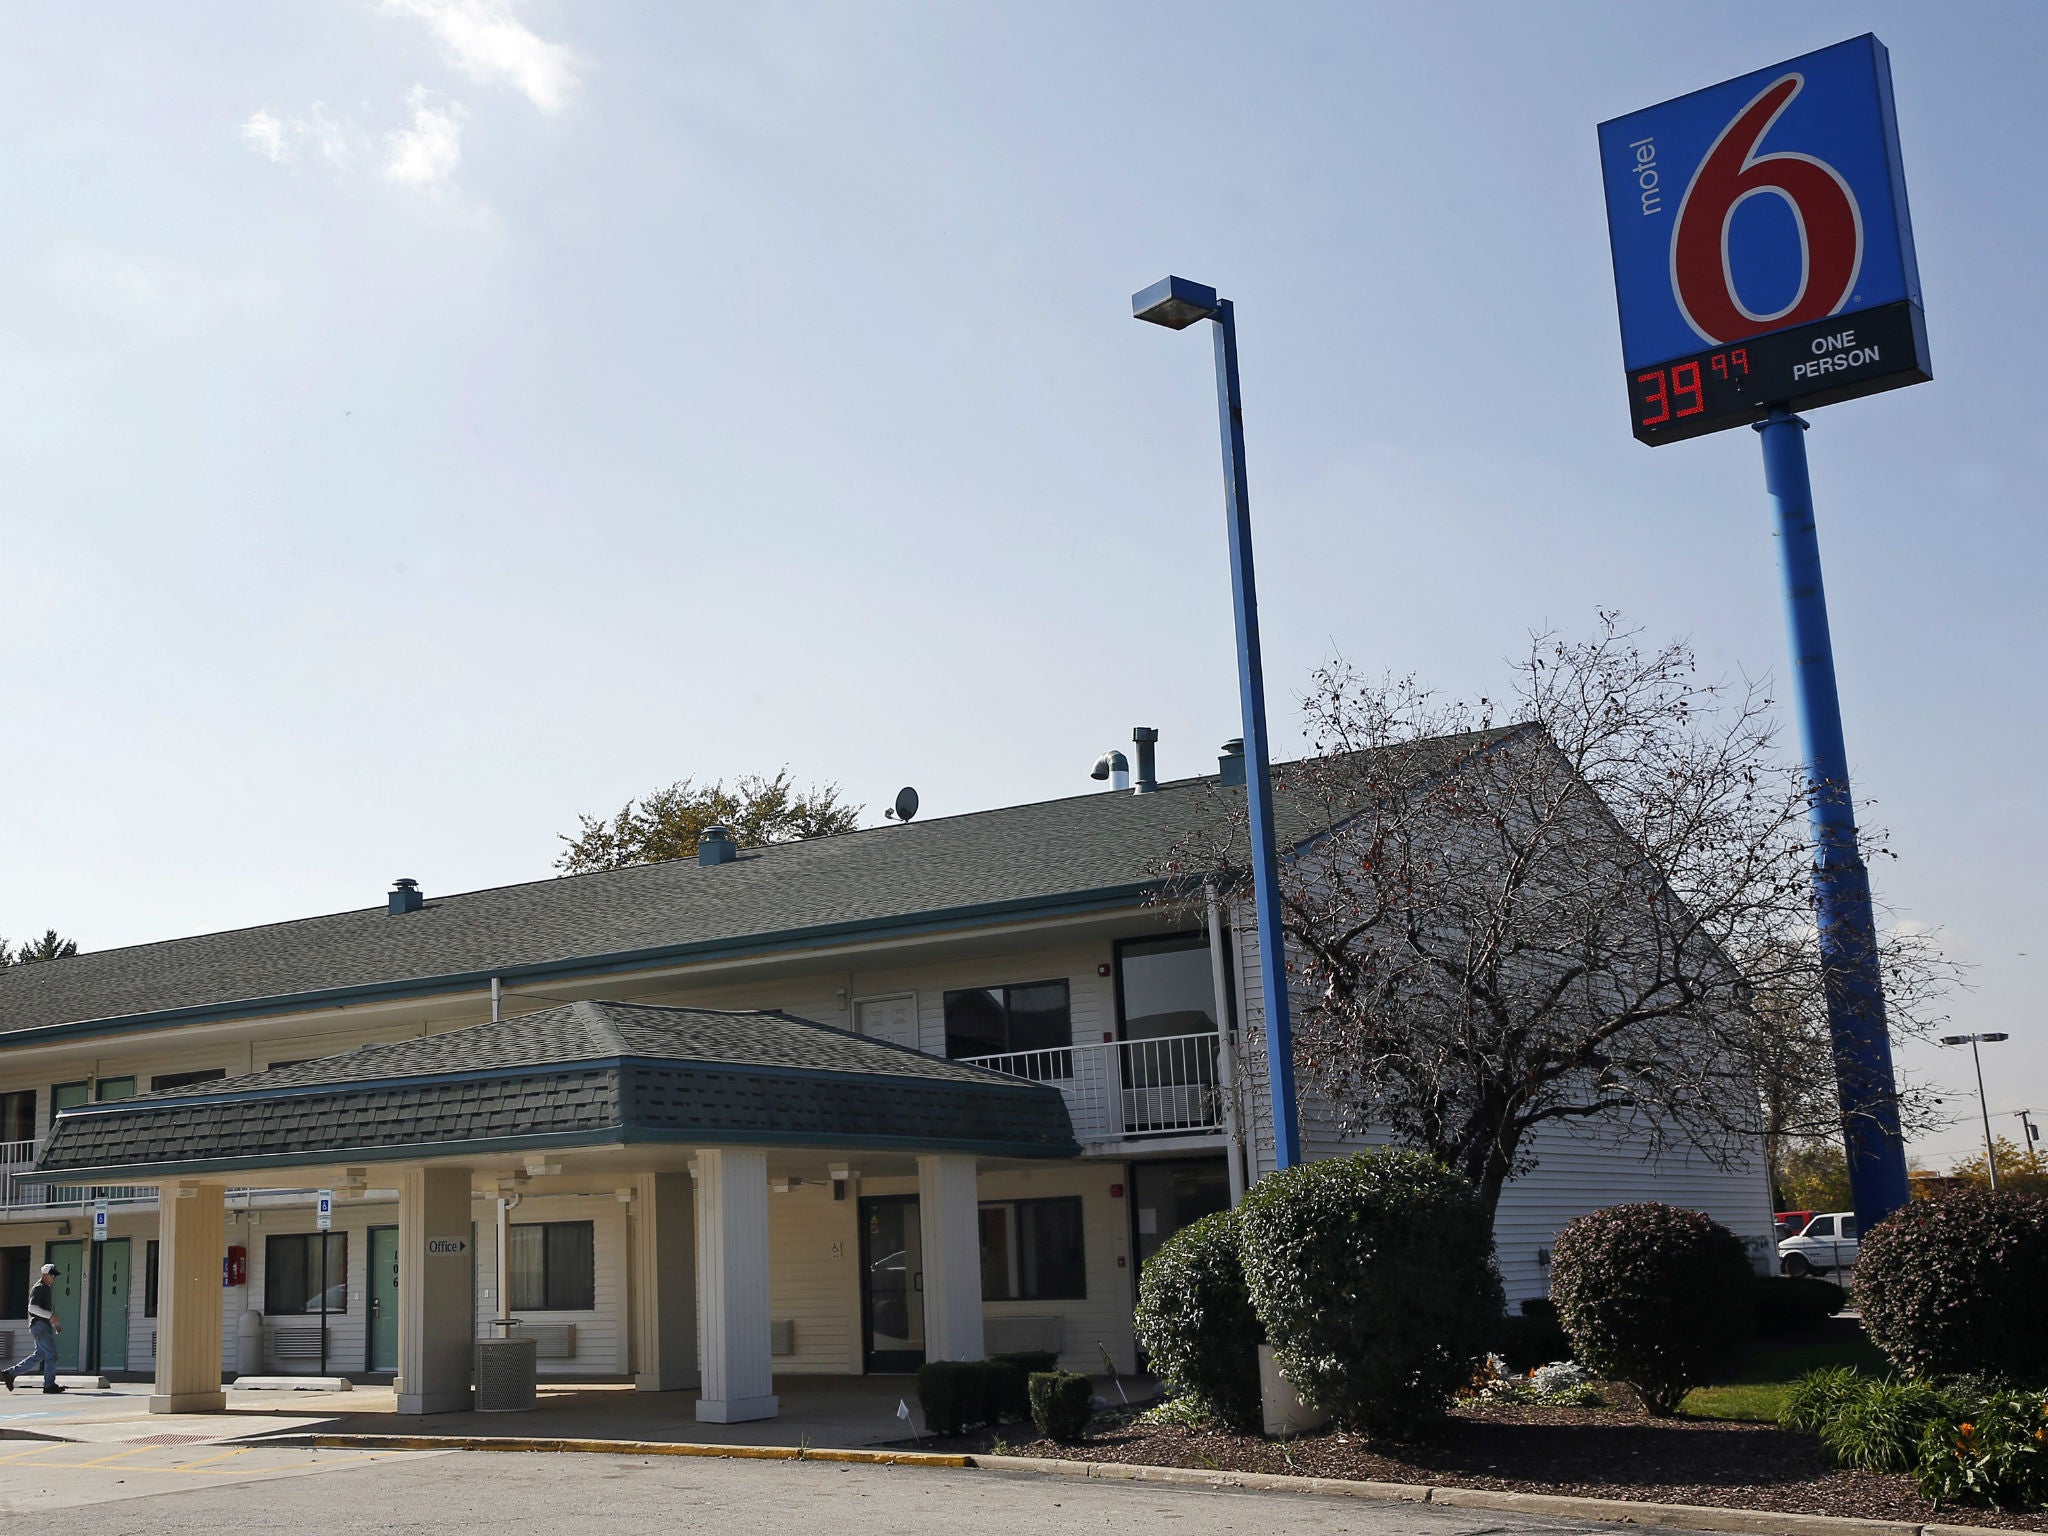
[919,1398,2048,1531]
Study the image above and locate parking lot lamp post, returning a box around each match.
[1940,1032,2011,1190]
[1131,274,1300,1171]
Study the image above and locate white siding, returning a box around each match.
[471,1194,631,1378]
[765,1181,860,1373]
[1231,908,1776,1302]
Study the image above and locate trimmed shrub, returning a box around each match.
[1550,1202,1754,1415]
[1132,1208,1263,1432]
[916,1359,1029,1435]
[991,1350,1060,1377]
[1236,1149,1504,1437]
[1856,1189,2048,1384]
[1752,1275,1846,1335]
[1029,1370,1095,1443]
[1497,1297,1573,1372]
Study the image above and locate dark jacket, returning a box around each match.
[27,1279,54,1321]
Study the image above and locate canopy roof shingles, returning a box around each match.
[28,1000,1079,1182]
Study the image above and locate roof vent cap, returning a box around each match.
[698,826,738,867]
[1090,750,1130,791]
[1131,727,1159,795]
[389,878,424,916]
[1218,738,1246,787]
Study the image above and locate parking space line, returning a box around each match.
[74,1445,158,1468]
[171,1447,252,1471]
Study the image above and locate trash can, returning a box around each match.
[475,1334,538,1412]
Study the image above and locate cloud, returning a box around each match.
[380,0,580,113]
[237,104,359,170]
[239,110,294,164]
[383,87,465,187]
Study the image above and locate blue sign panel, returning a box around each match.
[1598,35,1929,444]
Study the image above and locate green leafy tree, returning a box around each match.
[1775,1140,1853,1212]
[555,769,862,874]
[1947,1135,2048,1197]
[0,929,80,966]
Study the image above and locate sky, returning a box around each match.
[2,1,2043,1171]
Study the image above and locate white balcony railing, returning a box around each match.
[963,1031,1227,1144]
[0,1142,339,1220]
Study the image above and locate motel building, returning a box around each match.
[0,736,1774,1419]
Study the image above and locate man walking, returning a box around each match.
[3,1261,67,1393]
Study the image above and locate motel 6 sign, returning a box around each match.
[1599,34,1930,445]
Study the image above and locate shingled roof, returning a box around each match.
[29,1000,1080,1180]
[0,729,1525,1043]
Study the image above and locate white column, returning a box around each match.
[396,1166,474,1415]
[633,1170,698,1391]
[693,1148,777,1423]
[150,1181,226,1414]
[918,1154,984,1362]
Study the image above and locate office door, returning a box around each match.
[368,1226,399,1372]
[43,1240,84,1372]
[95,1238,130,1371]
[859,1195,924,1373]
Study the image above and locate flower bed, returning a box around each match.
[923,1397,2048,1530]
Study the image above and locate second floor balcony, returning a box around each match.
[962,1030,1231,1146]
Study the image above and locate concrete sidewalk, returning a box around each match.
[2,1376,968,1451]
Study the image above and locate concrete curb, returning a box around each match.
[264,1432,969,1468]
[971,1454,1955,1536]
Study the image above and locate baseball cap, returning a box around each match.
[38,1263,58,1274]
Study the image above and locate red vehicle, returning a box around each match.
[1774,1210,1816,1241]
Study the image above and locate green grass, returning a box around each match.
[1680,1336,1890,1423]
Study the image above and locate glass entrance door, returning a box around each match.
[859,1195,924,1373]
[43,1239,83,1372]
[368,1227,399,1373]
[94,1237,130,1371]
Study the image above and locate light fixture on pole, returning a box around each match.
[1131,274,1300,1171]
[1939,1032,2011,1190]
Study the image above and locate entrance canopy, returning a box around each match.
[26,1000,1079,1185]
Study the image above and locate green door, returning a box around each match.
[95,1238,130,1371]
[368,1226,399,1373]
[43,1239,84,1373]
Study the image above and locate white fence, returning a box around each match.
[963,1031,1226,1143]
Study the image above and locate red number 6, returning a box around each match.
[1672,74,1862,345]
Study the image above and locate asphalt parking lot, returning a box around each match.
[0,1445,1666,1533]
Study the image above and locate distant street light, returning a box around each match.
[1940,1032,2012,1190]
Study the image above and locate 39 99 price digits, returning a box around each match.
[1635,348,1750,427]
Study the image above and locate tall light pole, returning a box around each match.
[1940,1032,2011,1190]
[1131,274,1301,1171]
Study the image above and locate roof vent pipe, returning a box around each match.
[698,825,738,867]
[1131,727,1159,794]
[1218,738,1246,787]
[388,878,423,916]
[1090,749,1131,792]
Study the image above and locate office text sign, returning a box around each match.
[1598,35,1929,444]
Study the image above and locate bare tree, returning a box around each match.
[1161,615,1952,1218]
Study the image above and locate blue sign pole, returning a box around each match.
[1132,275,1303,1172]
[1756,408,1910,1231]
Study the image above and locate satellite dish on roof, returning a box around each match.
[885,786,920,823]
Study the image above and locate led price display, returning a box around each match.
[1625,301,1926,446]
[1599,36,1931,446]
